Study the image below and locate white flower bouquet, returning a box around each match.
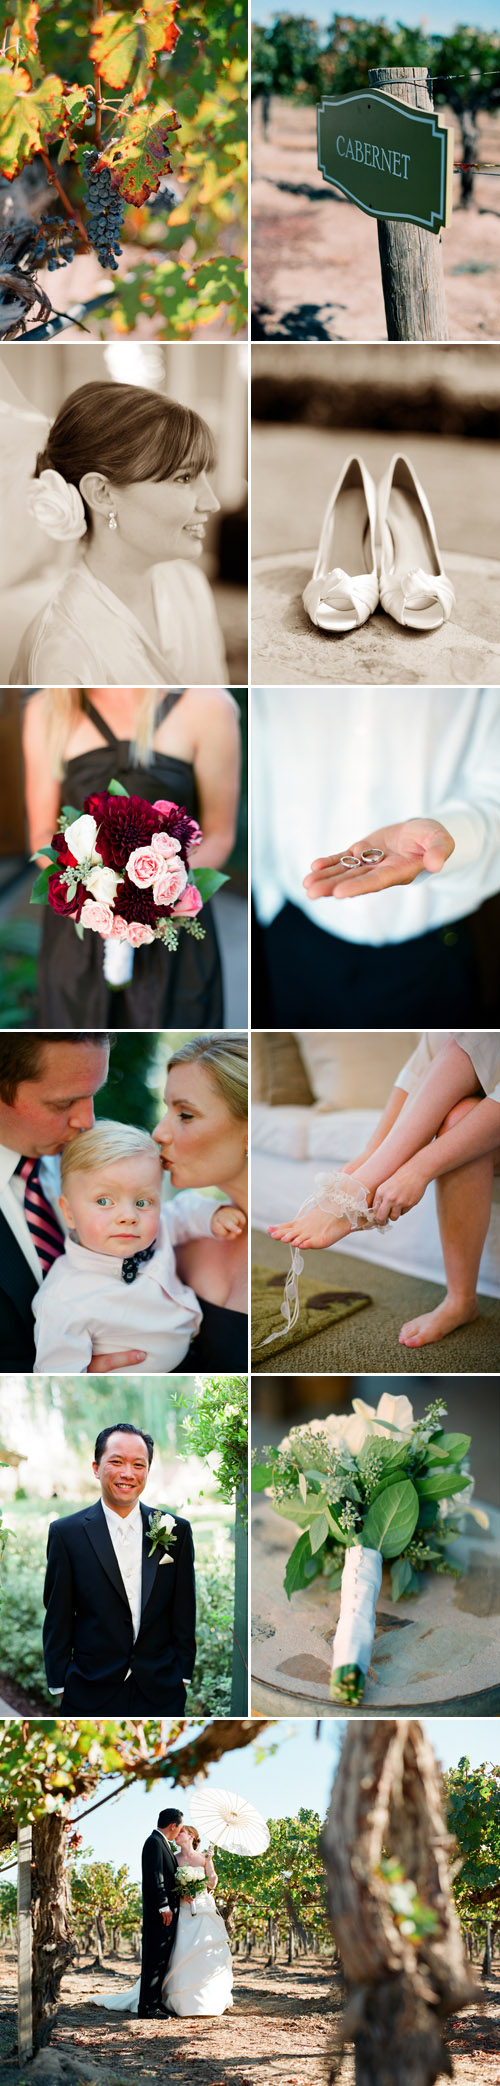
[174,1866,207,1916]
[252,1395,488,1706]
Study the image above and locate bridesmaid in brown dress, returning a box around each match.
[22,687,241,1027]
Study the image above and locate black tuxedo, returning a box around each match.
[138,1830,180,2016]
[0,1210,37,1368]
[43,1499,196,1713]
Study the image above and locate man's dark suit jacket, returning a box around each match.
[43,1498,196,1713]
[0,1210,37,1368]
[139,1829,180,2014]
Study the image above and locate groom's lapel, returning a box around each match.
[83,1501,130,1610]
[140,1504,161,1617]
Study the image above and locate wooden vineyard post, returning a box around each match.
[230,1480,248,1713]
[17,1824,33,2065]
[369,66,449,341]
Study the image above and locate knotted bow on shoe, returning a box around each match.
[303,566,378,631]
[380,566,455,630]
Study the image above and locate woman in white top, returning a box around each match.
[9,380,227,687]
[270,1032,500,1349]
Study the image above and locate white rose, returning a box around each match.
[64,814,99,863]
[26,468,87,541]
[159,1512,176,1533]
[352,1394,414,1443]
[85,863,122,905]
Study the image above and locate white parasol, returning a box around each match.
[189,1786,270,1856]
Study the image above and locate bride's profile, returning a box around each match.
[7,379,228,687]
[94,1826,233,2020]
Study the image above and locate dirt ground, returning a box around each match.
[251,99,500,341]
[1,1953,499,2086]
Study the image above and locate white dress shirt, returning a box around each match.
[252,687,500,946]
[0,1146,63,1284]
[32,1191,220,1372]
[101,1497,143,1641]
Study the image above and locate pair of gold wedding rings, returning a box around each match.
[339,848,385,869]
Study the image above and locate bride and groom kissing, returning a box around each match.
[129,1808,233,2020]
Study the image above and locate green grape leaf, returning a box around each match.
[362,1479,420,1558]
[0,66,64,179]
[104,101,180,206]
[417,1472,470,1500]
[91,2,180,102]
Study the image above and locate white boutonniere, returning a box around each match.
[148,1508,177,1564]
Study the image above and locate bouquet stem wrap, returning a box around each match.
[103,936,134,988]
[330,1545,382,1703]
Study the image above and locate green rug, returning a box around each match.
[252,1262,371,1362]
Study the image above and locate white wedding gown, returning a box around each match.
[92,1889,233,2019]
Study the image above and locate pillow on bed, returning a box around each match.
[296,1033,419,1111]
[252,1032,314,1108]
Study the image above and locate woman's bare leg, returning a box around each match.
[270,1041,480,1250]
[399,1097,495,1347]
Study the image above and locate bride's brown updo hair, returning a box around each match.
[34,380,216,525]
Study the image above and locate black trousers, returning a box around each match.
[138,1909,178,2014]
[252,898,500,1027]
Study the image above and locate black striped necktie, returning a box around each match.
[15,1158,65,1274]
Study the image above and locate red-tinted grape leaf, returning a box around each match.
[0,66,64,179]
[90,1,180,102]
[104,101,180,206]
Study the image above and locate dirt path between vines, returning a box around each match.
[0,1956,499,2084]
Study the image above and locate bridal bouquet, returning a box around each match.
[31,778,228,986]
[174,1867,207,1917]
[252,1394,488,1706]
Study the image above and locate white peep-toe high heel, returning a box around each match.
[378,452,455,632]
[303,454,378,634]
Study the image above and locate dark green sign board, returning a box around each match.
[317,90,454,234]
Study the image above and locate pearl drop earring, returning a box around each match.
[108,510,118,531]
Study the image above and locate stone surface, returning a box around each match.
[251,1495,500,1711]
[251,547,500,685]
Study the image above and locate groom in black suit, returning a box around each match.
[43,1423,196,1713]
[138,1808,184,2018]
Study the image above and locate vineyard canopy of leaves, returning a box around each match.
[0,0,247,335]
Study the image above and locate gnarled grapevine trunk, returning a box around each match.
[31,1815,74,2049]
[322,1720,475,2086]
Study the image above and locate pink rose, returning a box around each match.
[151,830,181,858]
[152,859,188,907]
[188,822,203,847]
[110,915,129,939]
[80,898,115,937]
[126,845,165,889]
[173,883,203,916]
[126,920,155,947]
[153,799,177,816]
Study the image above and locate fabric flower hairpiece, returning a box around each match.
[252,1395,489,1707]
[26,468,87,540]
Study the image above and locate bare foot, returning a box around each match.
[399,1295,479,1348]
[268,1213,352,1249]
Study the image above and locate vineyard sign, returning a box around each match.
[317,90,454,233]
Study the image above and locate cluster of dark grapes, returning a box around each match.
[31,216,77,271]
[82,150,125,270]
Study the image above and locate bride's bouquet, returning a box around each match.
[174,1866,207,1917]
[252,1394,488,1706]
[31,777,228,986]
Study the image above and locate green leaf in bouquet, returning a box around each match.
[367,1466,414,1504]
[416,1472,470,1500]
[30,846,59,865]
[190,868,229,901]
[251,1460,277,1492]
[362,1478,420,1558]
[416,1498,439,1528]
[423,1432,471,1463]
[60,805,82,824]
[285,1531,321,1599]
[309,1512,329,1555]
[30,867,51,904]
[359,1435,409,1471]
[107,779,130,796]
[298,1472,307,1504]
[75,922,85,942]
[390,1555,414,1601]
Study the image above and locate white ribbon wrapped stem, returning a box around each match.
[259,1169,385,1348]
[103,937,134,988]
[332,1545,382,1678]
